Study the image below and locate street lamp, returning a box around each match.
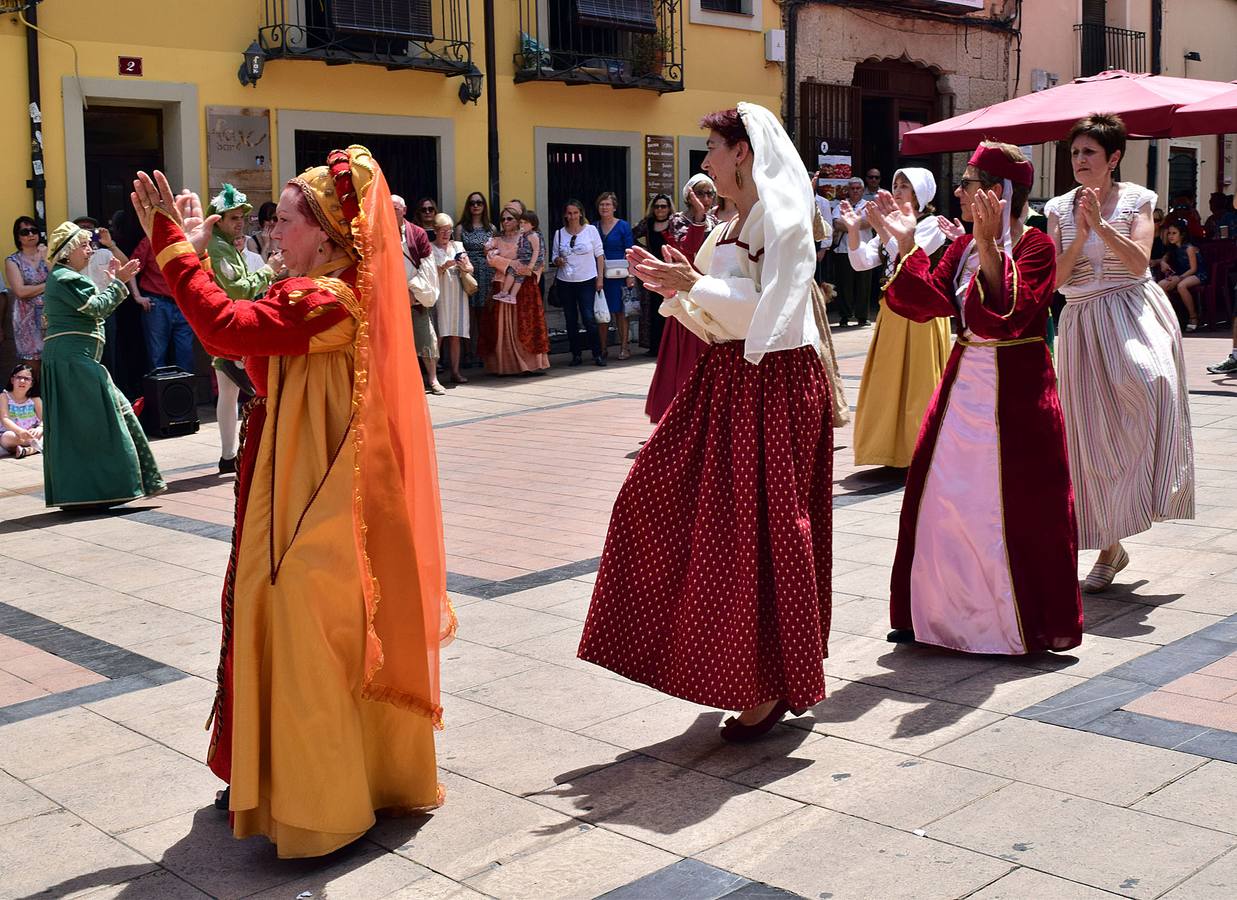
[238,41,266,88]
[458,67,483,105]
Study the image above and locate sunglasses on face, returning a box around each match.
[13,375,32,382]
[500,216,515,222]
[866,174,880,180]
[469,199,484,206]
[18,227,38,236]
[653,204,670,209]
[955,178,984,191]
[421,208,436,215]
[694,189,716,198]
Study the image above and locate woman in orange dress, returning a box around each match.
[130,148,453,858]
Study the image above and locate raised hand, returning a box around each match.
[685,188,708,223]
[869,190,918,254]
[130,171,218,255]
[937,216,966,241]
[1076,187,1102,236]
[970,188,1007,245]
[115,258,141,282]
[834,200,861,234]
[625,244,698,298]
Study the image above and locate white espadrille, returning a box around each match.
[1082,546,1129,593]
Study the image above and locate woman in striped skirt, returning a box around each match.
[1046,114,1195,592]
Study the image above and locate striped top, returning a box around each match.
[1045,184,1157,295]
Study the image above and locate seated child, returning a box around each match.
[1,364,43,459]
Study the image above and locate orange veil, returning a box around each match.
[335,147,455,726]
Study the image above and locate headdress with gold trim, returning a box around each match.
[290,150,375,261]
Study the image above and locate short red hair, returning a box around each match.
[699,108,750,148]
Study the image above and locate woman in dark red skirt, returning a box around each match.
[578,103,836,741]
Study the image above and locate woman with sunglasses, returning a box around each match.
[456,192,496,362]
[643,176,718,422]
[868,141,1082,656]
[415,198,439,233]
[632,194,675,358]
[479,206,550,374]
[551,200,606,366]
[5,217,49,384]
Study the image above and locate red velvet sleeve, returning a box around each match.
[883,238,969,324]
[151,214,350,358]
[961,229,1057,340]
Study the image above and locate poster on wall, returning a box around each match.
[815,154,853,201]
[645,134,676,206]
[206,107,272,219]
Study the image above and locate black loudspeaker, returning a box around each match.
[140,367,200,437]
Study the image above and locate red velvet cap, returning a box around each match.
[968,144,1034,188]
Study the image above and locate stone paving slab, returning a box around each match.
[2,331,1237,898]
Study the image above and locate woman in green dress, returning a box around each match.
[41,221,165,508]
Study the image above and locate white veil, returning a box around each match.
[738,102,820,365]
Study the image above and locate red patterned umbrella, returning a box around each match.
[901,71,1235,155]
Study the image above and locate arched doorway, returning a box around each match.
[853,58,942,201]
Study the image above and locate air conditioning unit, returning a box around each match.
[1031,68,1060,92]
[898,0,987,14]
[765,29,786,64]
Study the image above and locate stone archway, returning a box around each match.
[852,57,943,198]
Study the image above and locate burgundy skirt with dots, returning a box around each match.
[578,341,833,711]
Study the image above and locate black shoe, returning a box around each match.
[595,356,607,367]
[218,456,237,474]
[887,628,916,644]
[857,320,870,327]
[214,787,230,811]
[569,356,583,367]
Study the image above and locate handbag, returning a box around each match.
[593,289,612,324]
[603,260,629,280]
[622,285,641,317]
[460,270,479,296]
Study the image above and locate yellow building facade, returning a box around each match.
[0,0,784,237]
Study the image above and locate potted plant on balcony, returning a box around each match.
[630,30,673,79]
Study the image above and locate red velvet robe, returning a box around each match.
[151,216,352,781]
[883,230,1082,654]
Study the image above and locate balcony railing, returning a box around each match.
[1075,22,1146,78]
[514,0,684,93]
[259,0,474,76]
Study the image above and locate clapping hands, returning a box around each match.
[969,188,1008,245]
[108,256,141,282]
[936,216,966,241]
[131,170,219,256]
[867,190,918,254]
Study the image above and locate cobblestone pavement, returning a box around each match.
[2,327,1237,899]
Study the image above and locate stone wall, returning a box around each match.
[794,4,1014,116]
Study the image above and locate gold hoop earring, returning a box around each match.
[735,167,744,190]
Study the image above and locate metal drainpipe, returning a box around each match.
[1147,0,1163,189]
[24,1,47,233]
[784,0,800,148]
[483,0,500,213]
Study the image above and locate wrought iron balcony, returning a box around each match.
[1075,22,1147,78]
[514,0,684,93]
[259,0,474,76]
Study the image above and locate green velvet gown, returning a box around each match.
[41,264,165,507]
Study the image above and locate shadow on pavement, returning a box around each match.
[530,712,814,839]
